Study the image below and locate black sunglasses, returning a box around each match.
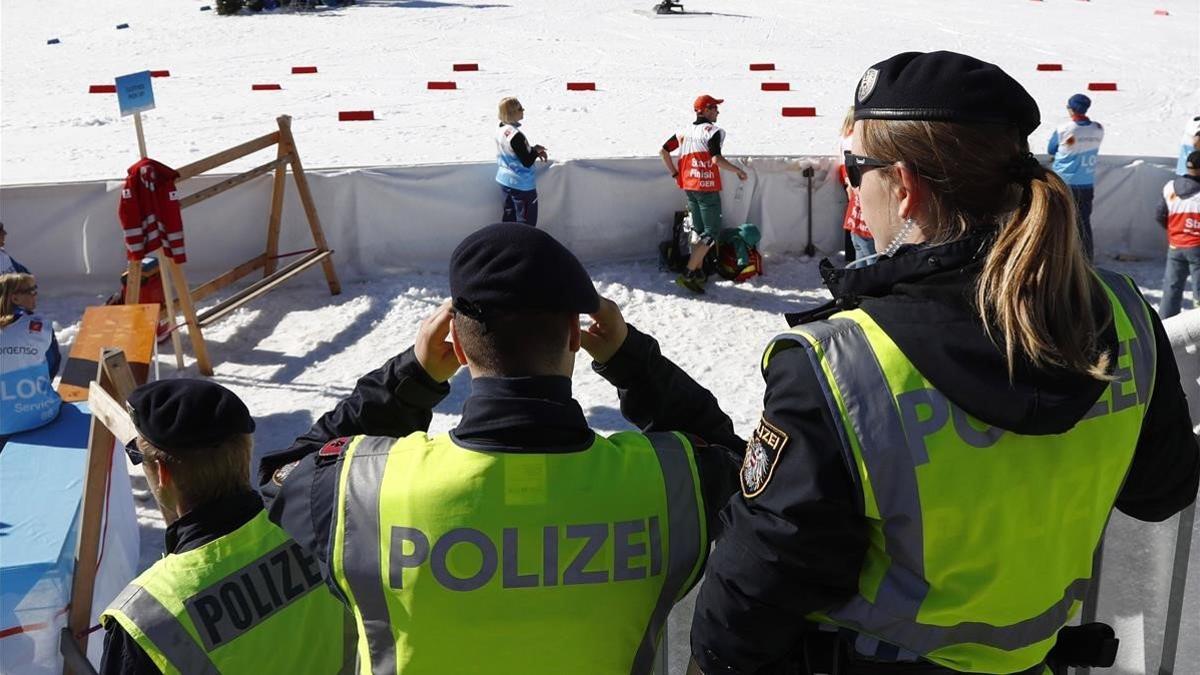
[843,150,892,188]
[124,438,144,465]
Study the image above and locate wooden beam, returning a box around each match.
[185,254,267,305]
[163,257,213,376]
[100,349,138,402]
[123,259,142,304]
[65,351,133,669]
[178,154,291,210]
[88,381,136,445]
[264,142,288,277]
[175,130,280,181]
[156,250,185,370]
[197,250,330,327]
[277,115,341,296]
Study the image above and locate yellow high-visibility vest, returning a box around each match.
[330,430,708,674]
[762,270,1154,673]
[102,510,352,674]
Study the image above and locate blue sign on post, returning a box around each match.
[115,71,156,117]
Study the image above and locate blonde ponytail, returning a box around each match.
[860,119,1111,380]
[975,167,1111,379]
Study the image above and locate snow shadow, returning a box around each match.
[251,409,319,471]
[189,289,392,385]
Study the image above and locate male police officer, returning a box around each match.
[100,380,351,674]
[260,222,743,674]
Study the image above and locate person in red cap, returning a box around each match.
[659,94,747,293]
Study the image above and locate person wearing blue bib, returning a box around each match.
[1047,93,1104,259]
[495,97,548,226]
[0,273,61,437]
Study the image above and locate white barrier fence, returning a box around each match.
[2,154,1195,673]
[0,154,1181,291]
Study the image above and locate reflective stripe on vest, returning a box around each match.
[763,270,1155,673]
[332,431,706,675]
[107,584,220,675]
[101,510,349,675]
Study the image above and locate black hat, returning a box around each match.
[126,379,255,451]
[449,223,599,321]
[854,51,1041,137]
[1187,151,1200,171]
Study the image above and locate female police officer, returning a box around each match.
[587,52,1200,674]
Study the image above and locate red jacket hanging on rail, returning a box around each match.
[118,158,187,263]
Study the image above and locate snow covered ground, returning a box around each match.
[3,0,1199,672]
[2,0,1197,184]
[35,256,1199,674]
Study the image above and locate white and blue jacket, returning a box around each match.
[1177,116,1200,175]
[495,123,537,192]
[1047,118,1104,187]
[1,310,62,435]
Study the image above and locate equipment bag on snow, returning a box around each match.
[658,210,691,272]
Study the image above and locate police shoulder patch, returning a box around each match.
[741,416,790,498]
[318,437,349,459]
[272,460,300,486]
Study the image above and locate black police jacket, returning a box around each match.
[678,236,1200,674]
[257,342,744,587]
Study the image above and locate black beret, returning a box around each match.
[449,223,599,321]
[854,51,1041,137]
[126,379,255,452]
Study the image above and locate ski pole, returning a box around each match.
[803,166,815,257]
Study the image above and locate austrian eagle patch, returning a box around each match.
[740,416,790,497]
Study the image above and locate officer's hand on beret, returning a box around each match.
[414,300,461,383]
[579,297,629,364]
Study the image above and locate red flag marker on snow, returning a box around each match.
[88,84,117,94]
[782,107,817,117]
[1036,63,1063,71]
[339,111,375,121]
[1088,82,1117,91]
[252,84,282,91]
[150,70,170,78]
[428,81,457,90]
[453,63,479,71]
[566,82,596,91]
[761,82,790,91]
[292,66,318,74]
[749,63,775,71]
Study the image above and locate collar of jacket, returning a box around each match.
[786,233,994,326]
[451,375,595,453]
[165,489,264,554]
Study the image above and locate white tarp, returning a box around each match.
[0,154,1180,291]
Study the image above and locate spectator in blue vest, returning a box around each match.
[0,222,32,276]
[1176,116,1200,175]
[495,97,548,226]
[1048,94,1104,259]
[0,273,62,437]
